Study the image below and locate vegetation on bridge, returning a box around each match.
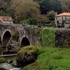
[39,27,55,47]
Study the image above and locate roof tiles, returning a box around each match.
[56,12,70,17]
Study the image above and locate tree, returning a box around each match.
[60,0,70,12]
[0,0,12,16]
[47,11,55,20]
[11,0,40,22]
[0,0,6,15]
[27,18,37,25]
[36,0,62,14]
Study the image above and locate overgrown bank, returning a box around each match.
[23,27,70,70]
[23,47,70,70]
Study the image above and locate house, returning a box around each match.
[55,12,70,28]
[0,16,13,25]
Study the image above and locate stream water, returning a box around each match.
[0,63,21,70]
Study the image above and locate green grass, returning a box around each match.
[23,47,70,70]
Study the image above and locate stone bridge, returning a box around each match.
[0,24,31,46]
[0,24,40,54]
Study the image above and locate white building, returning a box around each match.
[55,12,70,28]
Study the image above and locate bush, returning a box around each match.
[47,10,55,20]
[0,57,6,63]
[28,18,37,25]
[16,45,39,66]
[39,27,55,47]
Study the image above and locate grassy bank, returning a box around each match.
[23,47,70,70]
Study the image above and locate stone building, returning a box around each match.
[55,12,70,28]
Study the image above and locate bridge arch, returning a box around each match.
[20,35,30,47]
[1,29,12,46]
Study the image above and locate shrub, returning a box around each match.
[28,18,37,25]
[39,27,55,47]
[47,10,55,20]
[16,45,39,66]
[0,57,6,63]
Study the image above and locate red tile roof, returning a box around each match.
[0,16,12,21]
[56,12,70,17]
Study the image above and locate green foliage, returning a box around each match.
[1,0,69,23]
[1,0,70,22]
[27,18,37,25]
[11,0,40,22]
[47,11,55,20]
[0,0,12,16]
[38,0,62,14]
[60,0,70,12]
[16,45,39,66]
[39,27,56,47]
[23,47,70,70]
[0,57,6,63]
[38,47,70,70]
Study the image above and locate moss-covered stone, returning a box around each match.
[16,45,38,66]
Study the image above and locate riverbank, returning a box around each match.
[23,47,70,70]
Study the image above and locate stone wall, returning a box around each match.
[55,28,70,48]
[24,26,40,46]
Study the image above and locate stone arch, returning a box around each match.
[1,29,12,46]
[20,36,30,47]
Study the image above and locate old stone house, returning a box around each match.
[55,12,70,28]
